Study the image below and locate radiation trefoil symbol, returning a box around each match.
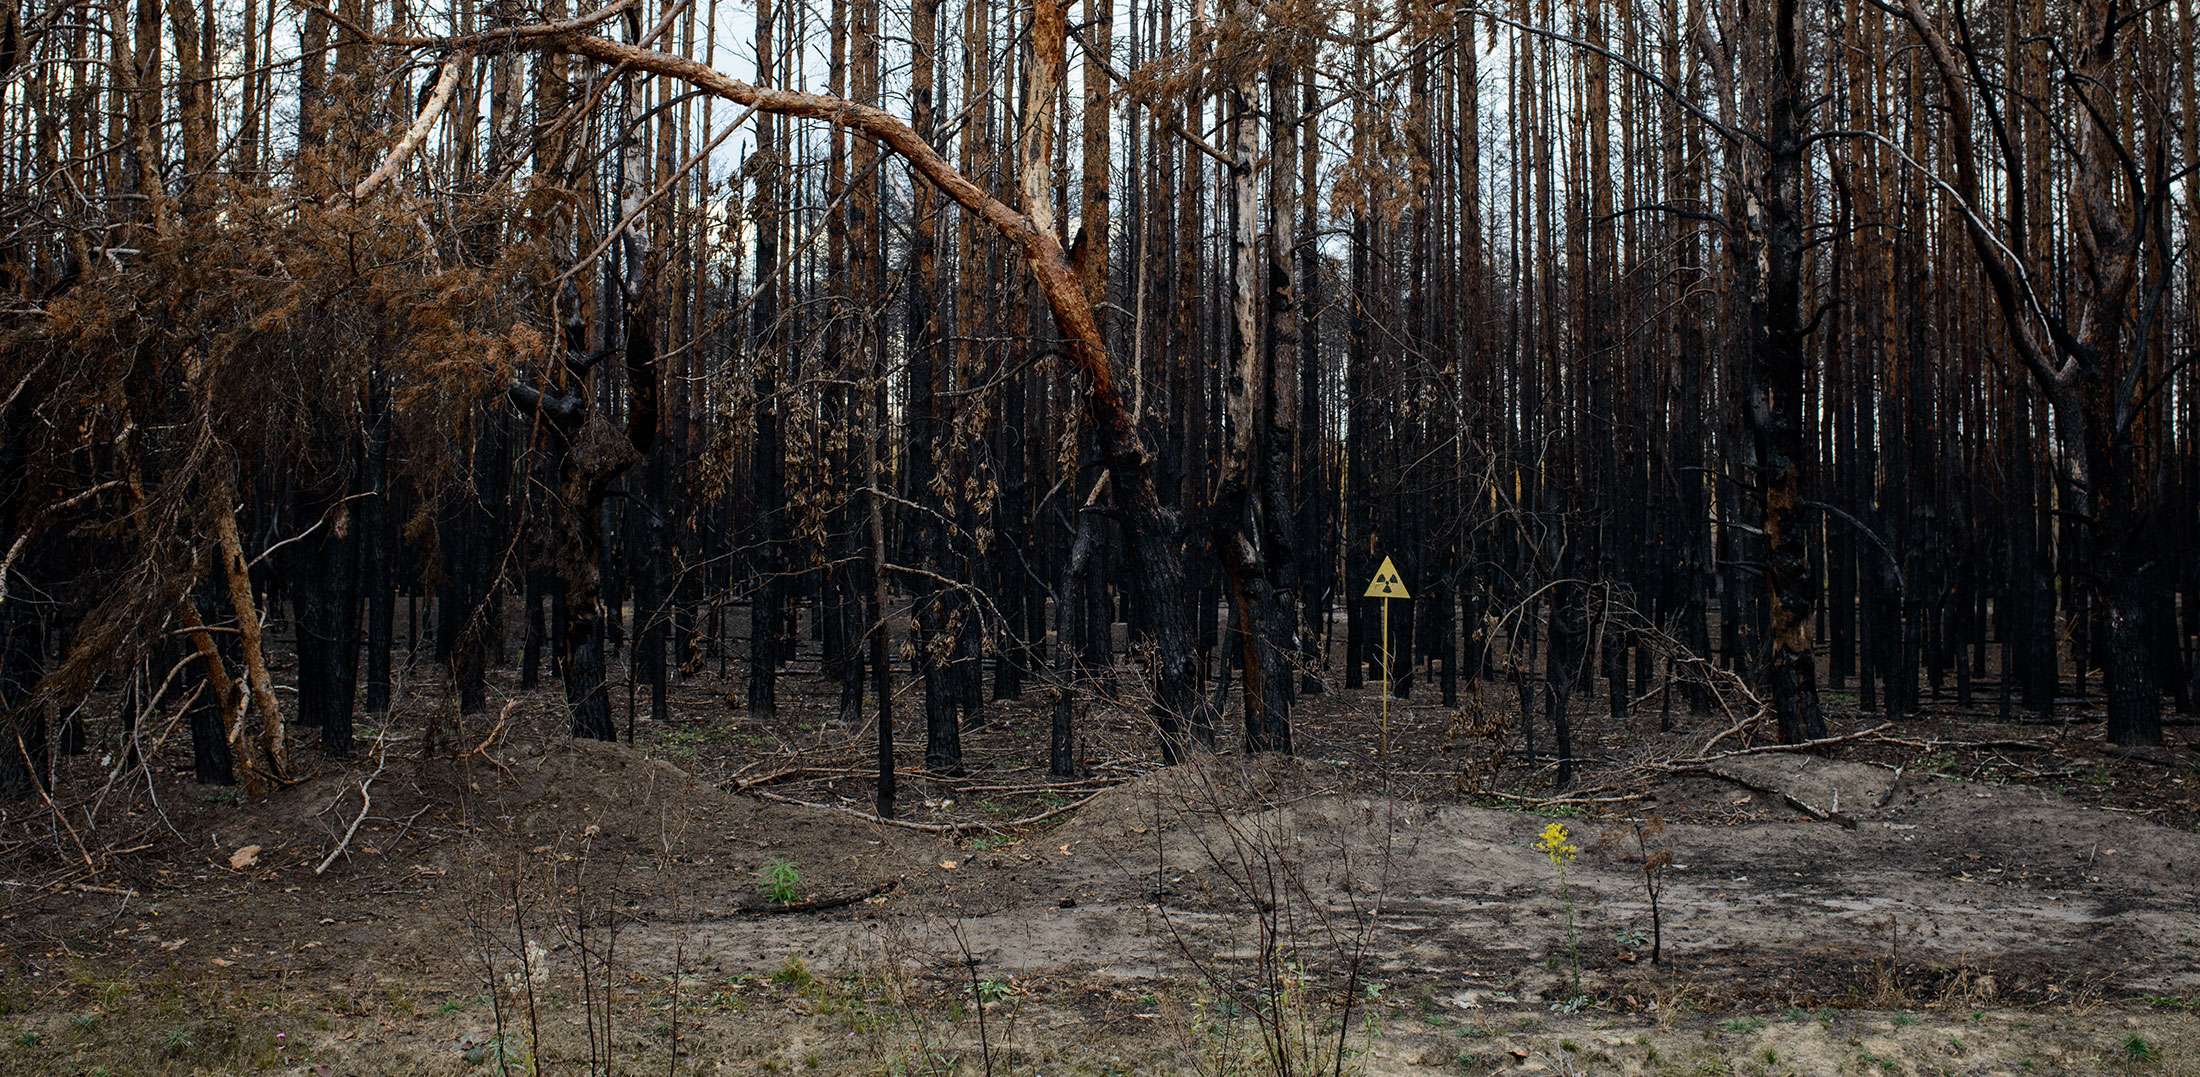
[1362,556,1411,599]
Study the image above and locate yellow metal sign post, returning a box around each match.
[1362,556,1411,757]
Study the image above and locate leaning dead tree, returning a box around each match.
[386,0,1205,754]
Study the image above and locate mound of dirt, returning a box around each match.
[1054,753,1351,843]
[1,737,954,985]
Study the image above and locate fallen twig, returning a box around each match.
[1875,764,1907,809]
[733,765,871,791]
[1477,790,1649,808]
[1665,723,1892,769]
[316,738,391,875]
[1868,733,2053,753]
[1684,765,1858,829]
[463,701,520,761]
[749,788,1109,834]
[743,878,898,915]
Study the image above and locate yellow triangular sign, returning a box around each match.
[1362,556,1410,599]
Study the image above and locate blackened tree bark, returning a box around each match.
[365,0,1201,763]
[903,0,958,776]
[1546,568,1587,788]
[1,394,47,799]
[177,591,237,785]
[634,438,671,729]
[746,0,784,724]
[587,13,662,739]
[290,469,362,757]
[360,367,396,716]
[1294,65,1328,698]
[1053,489,1103,777]
[1743,0,1827,744]
[517,294,656,741]
[513,13,661,739]
[435,415,501,717]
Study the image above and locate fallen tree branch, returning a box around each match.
[462,700,519,761]
[211,483,287,787]
[315,738,391,874]
[732,765,872,791]
[353,51,469,200]
[0,479,123,607]
[1668,723,1893,769]
[1476,790,1649,808]
[749,788,1108,834]
[1682,764,1858,829]
[742,878,898,915]
[1867,733,2054,753]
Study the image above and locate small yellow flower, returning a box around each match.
[1534,822,1579,867]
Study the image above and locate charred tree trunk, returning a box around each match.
[1745,0,1826,744]
[360,369,396,716]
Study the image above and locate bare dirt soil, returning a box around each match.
[4,629,2199,1074]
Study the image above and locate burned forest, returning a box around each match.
[2,0,2199,1070]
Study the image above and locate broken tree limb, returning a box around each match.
[211,477,287,786]
[175,598,256,788]
[743,879,898,915]
[352,50,467,201]
[1683,764,1858,829]
[368,4,1201,756]
[315,737,390,874]
[749,788,1107,834]
[1670,723,1892,769]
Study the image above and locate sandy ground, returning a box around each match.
[4,719,2198,1073]
[4,630,2199,1074]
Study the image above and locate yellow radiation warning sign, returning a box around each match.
[1363,556,1410,599]
[1364,555,1409,758]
